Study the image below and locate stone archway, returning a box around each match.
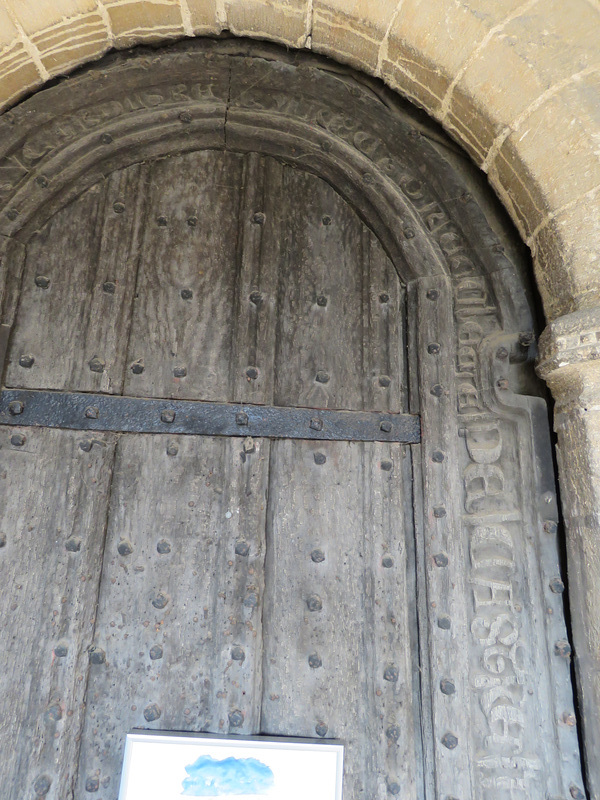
[0,1,598,319]
[0,41,588,800]
[0,4,598,795]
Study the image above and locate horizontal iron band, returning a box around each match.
[0,390,421,443]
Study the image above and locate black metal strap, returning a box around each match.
[0,390,420,443]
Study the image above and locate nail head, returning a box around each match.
[88,356,105,373]
[228,709,244,727]
[117,540,134,556]
[143,703,161,722]
[19,354,35,368]
[441,733,458,750]
[440,678,456,695]
[307,594,323,612]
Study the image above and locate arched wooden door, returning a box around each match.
[0,151,421,798]
[0,41,585,800]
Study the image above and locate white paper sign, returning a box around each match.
[118,731,344,800]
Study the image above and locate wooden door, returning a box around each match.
[0,151,420,799]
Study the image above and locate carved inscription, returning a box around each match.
[0,80,223,202]
[463,423,541,798]
[399,176,546,796]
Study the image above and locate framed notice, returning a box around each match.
[118,731,344,800]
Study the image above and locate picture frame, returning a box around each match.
[118,730,344,800]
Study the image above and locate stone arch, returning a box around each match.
[0,1,598,319]
[0,5,599,796]
[0,41,586,800]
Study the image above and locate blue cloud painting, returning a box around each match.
[181,755,275,797]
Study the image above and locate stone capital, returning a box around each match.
[537,307,600,409]
[538,307,600,379]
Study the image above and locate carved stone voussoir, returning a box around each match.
[537,306,600,381]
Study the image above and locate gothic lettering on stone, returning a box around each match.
[463,423,540,798]
[0,81,222,202]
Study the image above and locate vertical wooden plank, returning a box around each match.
[272,167,406,413]
[75,433,270,796]
[123,151,244,402]
[261,439,418,799]
[0,428,116,800]
[412,275,474,800]
[229,154,283,406]
[4,164,148,393]
[361,229,407,413]
[261,169,415,796]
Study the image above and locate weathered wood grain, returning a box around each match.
[412,276,475,799]
[261,439,418,799]
[75,433,270,797]
[0,427,116,800]
[272,167,406,413]
[229,153,282,406]
[5,165,148,393]
[123,151,243,402]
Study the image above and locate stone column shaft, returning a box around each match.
[538,309,600,800]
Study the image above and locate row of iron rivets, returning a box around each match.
[7,404,393,438]
[15,352,393,390]
[163,438,396,483]
[105,201,336,230]
[0,405,393,436]
[31,277,393,310]
[1,448,398,565]
[540,485,572,683]
[427,331,460,747]
[432,438,458,747]
[426,285,461,755]
[304,554,328,738]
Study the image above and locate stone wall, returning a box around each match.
[0,0,599,795]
